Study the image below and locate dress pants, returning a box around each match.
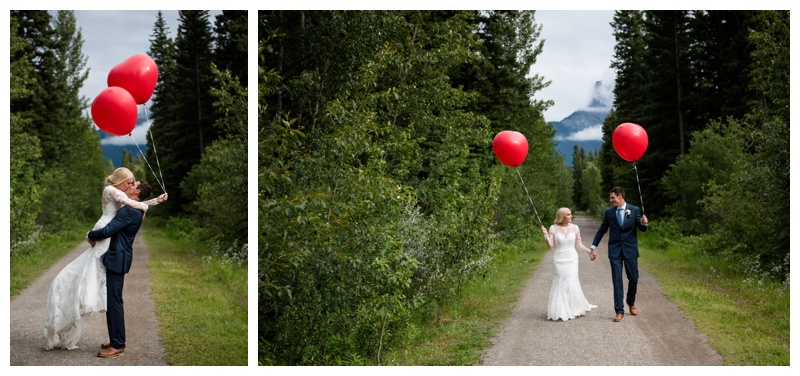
[106,268,126,349]
[609,257,638,315]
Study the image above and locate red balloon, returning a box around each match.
[91,87,138,136]
[493,130,529,167]
[612,122,649,162]
[107,54,158,105]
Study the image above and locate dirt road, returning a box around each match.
[481,215,723,366]
[10,228,168,366]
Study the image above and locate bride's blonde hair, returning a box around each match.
[553,207,570,225]
[105,167,133,186]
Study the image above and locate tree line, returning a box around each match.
[597,10,789,280]
[259,10,789,365]
[259,10,568,365]
[9,10,248,260]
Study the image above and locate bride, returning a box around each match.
[44,167,167,350]
[540,208,597,321]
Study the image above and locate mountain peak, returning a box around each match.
[587,80,613,109]
[547,80,612,166]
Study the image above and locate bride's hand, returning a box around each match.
[541,226,548,235]
[158,193,168,203]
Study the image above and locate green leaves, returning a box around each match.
[258,10,556,364]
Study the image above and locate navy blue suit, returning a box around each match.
[592,204,648,315]
[87,205,143,350]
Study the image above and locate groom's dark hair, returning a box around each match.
[138,181,153,201]
[610,186,625,199]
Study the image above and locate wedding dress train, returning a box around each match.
[44,185,155,349]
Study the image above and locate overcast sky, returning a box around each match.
[534,10,617,123]
[72,9,613,144]
[72,10,222,146]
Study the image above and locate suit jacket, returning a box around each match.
[592,204,648,260]
[88,205,143,274]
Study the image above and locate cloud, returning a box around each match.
[99,121,151,146]
[532,10,616,122]
[564,124,604,141]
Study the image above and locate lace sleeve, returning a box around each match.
[544,225,555,249]
[106,186,149,212]
[573,225,590,254]
[141,197,159,207]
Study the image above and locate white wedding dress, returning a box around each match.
[543,224,597,321]
[44,185,157,350]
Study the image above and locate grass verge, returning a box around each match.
[10,221,94,297]
[142,222,248,366]
[379,223,789,366]
[638,230,789,366]
[380,237,546,365]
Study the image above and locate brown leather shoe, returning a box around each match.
[101,343,125,349]
[97,347,124,357]
[629,305,638,316]
[613,314,624,322]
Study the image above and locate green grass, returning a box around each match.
[10,220,95,297]
[638,231,790,366]
[379,237,546,365]
[10,221,248,365]
[144,223,248,366]
[377,225,789,366]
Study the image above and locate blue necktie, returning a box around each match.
[617,208,624,226]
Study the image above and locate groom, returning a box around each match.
[590,186,648,322]
[87,180,153,357]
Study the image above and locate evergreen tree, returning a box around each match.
[213,10,248,86]
[145,11,176,198]
[9,15,44,255]
[688,11,759,122]
[602,12,646,201]
[182,65,248,252]
[571,145,585,209]
[259,10,563,364]
[453,10,559,237]
[10,10,104,230]
[146,10,217,213]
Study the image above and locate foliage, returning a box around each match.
[9,10,105,236]
[580,161,604,214]
[381,238,546,365]
[661,121,746,233]
[146,10,219,213]
[9,16,44,255]
[609,10,789,281]
[142,10,248,262]
[259,10,556,365]
[213,10,248,86]
[182,65,248,256]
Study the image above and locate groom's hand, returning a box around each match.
[88,239,96,247]
[589,250,597,261]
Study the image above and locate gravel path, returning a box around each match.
[481,215,723,366]
[10,228,168,366]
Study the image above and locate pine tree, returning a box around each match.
[9,15,44,255]
[145,11,176,197]
[147,10,217,213]
[213,10,248,86]
[602,12,646,200]
[10,10,104,230]
[571,145,585,209]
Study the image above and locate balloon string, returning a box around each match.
[516,168,543,228]
[632,162,645,216]
[129,132,167,194]
[142,105,166,193]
